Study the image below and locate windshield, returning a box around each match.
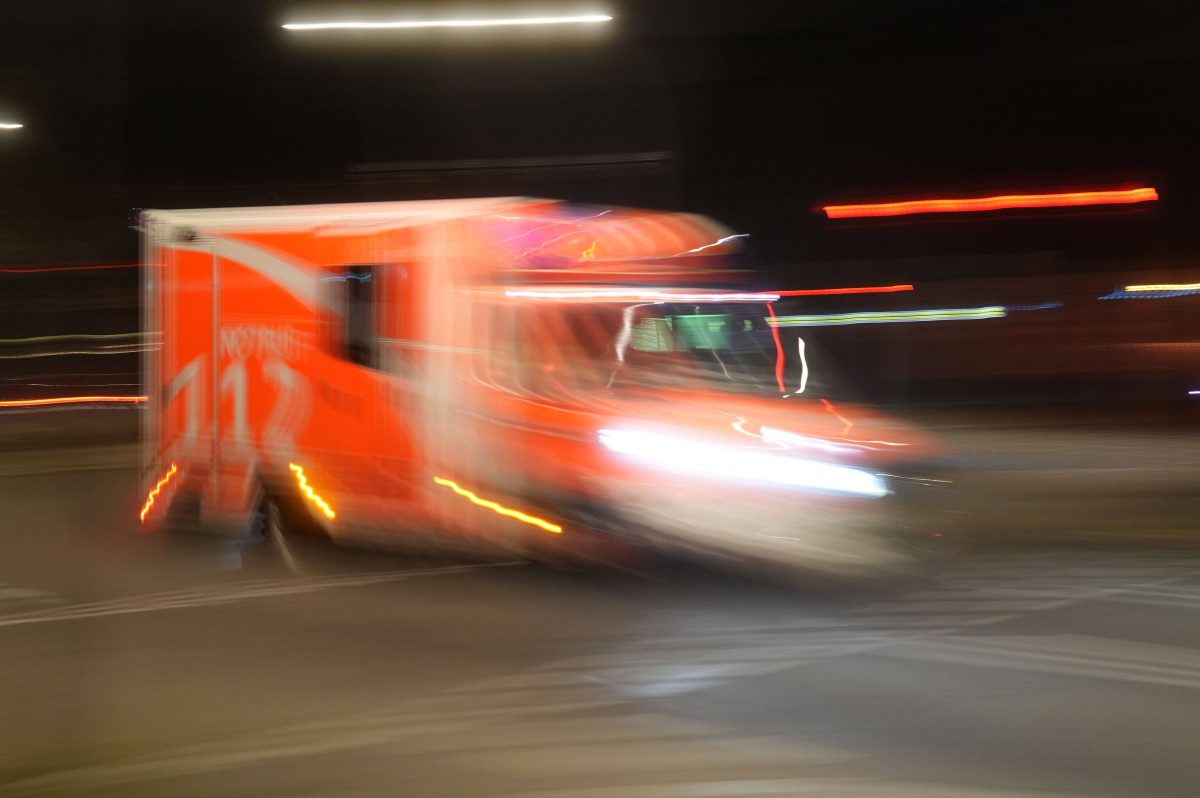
[482,301,852,399]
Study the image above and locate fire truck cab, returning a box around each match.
[140,198,940,572]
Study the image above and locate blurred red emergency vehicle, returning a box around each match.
[139,198,943,573]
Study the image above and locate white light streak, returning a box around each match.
[759,427,860,457]
[505,288,777,303]
[794,337,808,394]
[730,416,765,440]
[613,302,653,364]
[0,122,23,130]
[282,14,612,31]
[0,345,156,360]
[598,428,888,498]
[685,233,749,254]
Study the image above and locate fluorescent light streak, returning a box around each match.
[289,463,336,519]
[1008,302,1064,311]
[283,14,612,31]
[0,346,155,360]
[27,382,138,388]
[1099,289,1200,300]
[686,233,750,254]
[432,476,562,534]
[1189,390,1200,396]
[505,288,778,303]
[821,187,1158,219]
[0,263,139,273]
[774,284,913,297]
[0,123,23,130]
[0,395,146,408]
[1125,282,1200,292]
[140,463,178,523]
[598,428,888,498]
[0,332,149,345]
[768,306,1007,327]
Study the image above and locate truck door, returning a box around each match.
[318,260,417,520]
[159,241,217,472]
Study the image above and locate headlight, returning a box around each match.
[598,428,889,498]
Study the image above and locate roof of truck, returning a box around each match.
[142,197,530,230]
[144,198,744,264]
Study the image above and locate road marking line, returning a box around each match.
[880,635,1200,690]
[0,562,523,630]
[0,586,57,601]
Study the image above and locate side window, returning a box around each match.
[324,265,378,368]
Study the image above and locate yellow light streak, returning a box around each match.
[289,463,336,519]
[433,476,562,534]
[139,463,178,523]
[1124,283,1200,292]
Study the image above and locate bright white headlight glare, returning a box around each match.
[598,429,889,498]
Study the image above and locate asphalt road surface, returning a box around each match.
[2,454,1200,797]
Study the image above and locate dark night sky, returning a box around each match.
[2,0,1199,273]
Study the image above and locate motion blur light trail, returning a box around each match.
[432,477,562,534]
[289,464,336,519]
[768,306,1007,326]
[686,233,751,253]
[505,288,777,302]
[1099,289,1200,300]
[765,303,786,392]
[282,14,612,31]
[139,463,177,523]
[1009,302,1065,311]
[820,398,854,436]
[0,332,149,345]
[0,395,146,408]
[0,347,155,360]
[1125,282,1200,291]
[0,263,138,273]
[821,187,1158,218]
[774,284,913,296]
[597,428,888,497]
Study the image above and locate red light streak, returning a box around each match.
[765,304,786,393]
[820,397,853,436]
[140,463,178,523]
[774,284,914,296]
[0,263,140,274]
[821,187,1158,219]
[0,395,147,408]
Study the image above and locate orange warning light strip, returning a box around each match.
[139,463,178,523]
[433,476,562,534]
[0,394,147,408]
[289,463,336,519]
[821,187,1158,219]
